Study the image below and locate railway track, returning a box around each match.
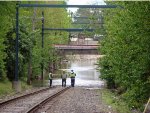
[0,87,50,107]
[0,86,70,113]
[26,86,70,113]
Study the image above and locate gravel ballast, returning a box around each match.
[38,87,116,113]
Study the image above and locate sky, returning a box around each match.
[67,0,106,13]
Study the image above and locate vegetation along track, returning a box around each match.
[0,86,70,113]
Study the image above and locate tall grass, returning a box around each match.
[100,89,131,113]
[0,79,32,98]
[0,80,14,97]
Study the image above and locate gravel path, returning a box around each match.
[37,87,116,113]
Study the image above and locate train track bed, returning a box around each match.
[34,86,115,113]
[0,86,67,113]
[0,87,47,103]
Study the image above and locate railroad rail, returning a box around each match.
[0,87,50,107]
[0,86,70,113]
[26,86,70,113]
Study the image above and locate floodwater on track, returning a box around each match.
[52,55,104,87]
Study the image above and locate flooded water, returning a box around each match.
[52,55,104,87]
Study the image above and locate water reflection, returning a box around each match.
[53,55,104,87]
[69,59,99,80]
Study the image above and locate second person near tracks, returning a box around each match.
[49,72,53,87]
[69,70,76,87]
[61,71,67,87]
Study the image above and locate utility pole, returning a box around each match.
[13,3,21,92]
[15,3,19,82]
[27,8,37,85]
[41,11,44,84]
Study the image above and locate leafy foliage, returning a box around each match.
[4,21,37,81]
[73,8,104,37]
[1,1,71,82]
[0,2,16,80]
[99,1,150,110]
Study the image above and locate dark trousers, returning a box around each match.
[71,77,75,87]
[62,79,66,87]
[49,79,52,87]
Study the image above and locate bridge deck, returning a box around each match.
[54,44,99,50]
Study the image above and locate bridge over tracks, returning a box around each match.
[54,44,99,55]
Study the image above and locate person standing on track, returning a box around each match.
[61,71,67,87]
[69,70,76,87]
[49,72,53,87]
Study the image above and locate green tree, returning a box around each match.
[0,1,71,84]
[0,2,16,80]
[73,7,104,38]
[99,1,150,110]
[4,21,36,81]
[25,1,71,80]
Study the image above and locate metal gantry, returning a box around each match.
[19,4,120,8]
[15,3,121,82]
[71,23,103,24]
[44,28,95,32]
